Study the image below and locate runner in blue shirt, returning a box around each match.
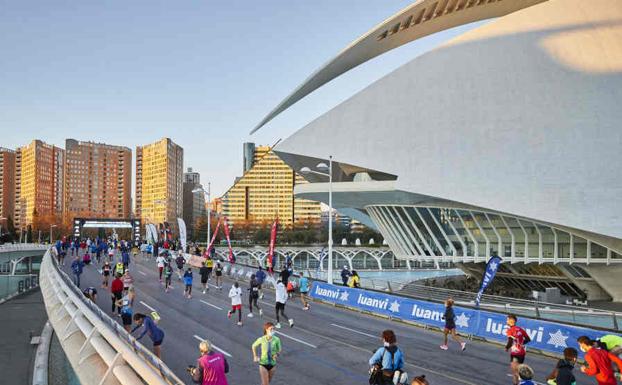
[255,266,267,299]
[183,268,193,299]
[131,313,164,358]
[298,272,310,310]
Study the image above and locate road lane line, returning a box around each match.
[200,300,223,311]
[193,335,232,357]
[330,323,376,338]
[139,301,157,312]
[208,283,219,289]
[138,271,147,276]
[276,331,317,348]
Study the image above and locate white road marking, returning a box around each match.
[193,335,232,357]
[138,271,147,276]
[330,323,376,338]
[139,301,157,312]
[276,331,317,348]
[208,283,220,289]
[200,300,223,311]
[259,300,272,307]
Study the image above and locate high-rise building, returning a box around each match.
[14,140,64,229]
[182,167,205,238]
[0,148,15,223]
[222,145,321,227]
[64,139,132,219]
[135,138,183,231]
[242,142,255,174]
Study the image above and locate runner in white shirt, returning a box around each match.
[227,282,243,326]
[275,278,294,329]
[156,255,166,282]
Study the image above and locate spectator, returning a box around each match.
[131,313,164,358]
[347,270,360,288]
[340,265,351,286]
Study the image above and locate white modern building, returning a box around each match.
[253,0,622,301]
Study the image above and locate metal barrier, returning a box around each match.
[0,274,39,303]
[0,243,48,252]
[40,249,184,385]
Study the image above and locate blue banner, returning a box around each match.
[310,282,610,357]
[475,256,502,307]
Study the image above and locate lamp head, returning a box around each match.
[299,167,311,174]
[316,163,329,172]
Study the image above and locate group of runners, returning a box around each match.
[62,237,622,385]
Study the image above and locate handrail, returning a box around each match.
[40,248,184,385]
[0,243,48,252]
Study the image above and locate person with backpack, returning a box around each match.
[248,274,262,318]
[506,314,531,385]
[71,256,84,288]
[439,298,466,351]
[131,313,164,358]
[190,339,229,385]
[368,330,405,385]
[546,347,577,385]
[252,322,281,385]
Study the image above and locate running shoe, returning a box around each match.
[439,345,448,350]
[202,289,206,294]
[227,310,232,319]
[237,321,242,326]
[461,342,467,351]
[247,313,254,318]
[288,319,294,328]
[275,323,282,329]
[303,306,310,311]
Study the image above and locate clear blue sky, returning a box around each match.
[0,0,482,197]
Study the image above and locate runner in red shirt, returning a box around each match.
[505,314,531,385]
[578,336,622,385]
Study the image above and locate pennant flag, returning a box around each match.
[267,218,278,271]
[206,217,222,255]
[177,218,187,252]
[222,217,235,263]
[475,255,502,307]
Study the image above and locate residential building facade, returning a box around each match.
[0,148,15,223]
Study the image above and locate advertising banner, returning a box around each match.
[310,282,606,357]
[222,217,234,263]
[177,218,187,252]
[476,256,502,307]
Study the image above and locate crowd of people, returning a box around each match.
[52,234,622,385]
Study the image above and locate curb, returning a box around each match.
[32,321,53,385]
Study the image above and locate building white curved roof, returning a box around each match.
[272,0,622,251]
[251,0,547,134]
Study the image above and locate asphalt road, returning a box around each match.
[61,253,593,385]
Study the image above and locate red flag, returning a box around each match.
[206,217,222,255]
[267,218,278,272]
[222,217,234,263]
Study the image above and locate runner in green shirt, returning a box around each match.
[251,322,282,385]
[599,334,622,356]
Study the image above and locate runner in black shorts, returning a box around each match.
[215,262,223,290]
[200,263,210,294]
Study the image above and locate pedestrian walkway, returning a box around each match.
[0,289,47,385]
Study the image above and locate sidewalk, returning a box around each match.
[0,289,48,385]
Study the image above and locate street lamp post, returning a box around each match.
[193,183,211,251]
[300,155,334,284]
[0,217,6,240]
[50,224,57,244]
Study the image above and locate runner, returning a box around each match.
[505,314,531,385]
[298,271,310,310]
[251,322,282,385]
[102,261,112,288]
[256,266,266,299]
[577,336,622,385]
[275,278,293,329]
[176,252,186,280]
[248,274,262,318]
[228,281,243,326]
[190,339,230,385]
[117,287,135,332]
[131,313,164,358]
[206,257,214,282]
[164,261,174,293]
[286,280,295,299]
[115,261,125,277]
[183,267,193,299]
[439,298,466,351]
[214,262,223,290]
[199,262,210,294]
[71,256,84,288]
[122,269,134,290]
[122,248,131,271]
[598,334,622,356]
[156,253,167,282]
[83,286,97,302]
[111,273,124,316]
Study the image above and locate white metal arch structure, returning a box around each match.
[39,249,183,385]
[251,0,547,133]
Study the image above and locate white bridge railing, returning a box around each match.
[0,243,48,252]
[40,249,183,385]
